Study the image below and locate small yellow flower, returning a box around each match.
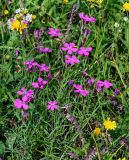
[123,2,129,11]
[16,14,21,19]
[4,10,9,15]
[93,127,101,135]
[63,0,68,4]
[32,15,36,19]
[118,158,126,160]
[103,118,117,130]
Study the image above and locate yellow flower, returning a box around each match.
[4,10,9,15]
[103,118,117,130]
[118,158,126,160]
[63,0,68,4]
[123,2,129,11]
[93,127,101,135]
[11,19,27,34]
[96,0,103,4]
[32,15,36,19]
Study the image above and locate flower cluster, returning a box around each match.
[32,77,47,89]
[14,87,34,110]
[60,13,95,66]
[24,59,49,73]
[87,0,103,6]
[8,8,36,34]
[96,80,113,92]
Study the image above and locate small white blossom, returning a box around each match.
[7,19,12,29]
[15,8,21,14]
[25,14,32,22]
[123,16,129,22]
[114,22,119,28]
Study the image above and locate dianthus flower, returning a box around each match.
[14,99,29,110]
[73,84,89,96]
[24,59,39,72]
[79,13,95,23]
[39,64,49,72]
[48,28,62,37]
[47,101,59,111]
[123,2,129,11]
[88,78,94,85]
[38,46,52,53]
[32,77,47,89]
[78,47,93,56]
[65,55,80,66]
[17,87,34,103]
[61,43,78,54]
[103,118,117,130]
[96,80,113,91]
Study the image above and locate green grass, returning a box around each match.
[0,0,129,159]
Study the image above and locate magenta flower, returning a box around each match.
[65,55,80,66]
[114,88,120,96]
[96,80,113,91]
[38,46,52,53]
[78,47,93,57]
[68,80,74,86]
[15,50,19,56]
[22,90,34,102]
[32,77,47,89]
[39,64,49,72]
[48,28,62,37]
[61,43,78,54]
[73,84,89,96]
[24,59,39,72]
[17,87,34,103]
[79,13,95,23]
[103,80,113,89]
[47,101,59,111]
[88,78,94,85]
[14,99,29,110]
[17,87,27,95]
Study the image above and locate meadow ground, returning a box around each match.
[0,0,129,159]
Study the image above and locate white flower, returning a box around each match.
[7,19,12,29]
[15,8,21,14]
[25,14,32,22]
[114,22,119,28]
[123,16,129,22]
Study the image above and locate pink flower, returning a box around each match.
[48,28,62,37]
[47,101,59,111]
[61,43,78,54]
[38,46,52,53]
[17,87,34,103]
[79,13,95,23]
[14,99,29,110]
[103,80,113,89]
[65,55,80,66]
[22,90,34,102]
[39,64,49,72]
[24,59,39,72]
[32,77,47,89]
[73,84,89,96]
[88,78,94,85]
[96,80,113,91]
[78,47,93,57]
